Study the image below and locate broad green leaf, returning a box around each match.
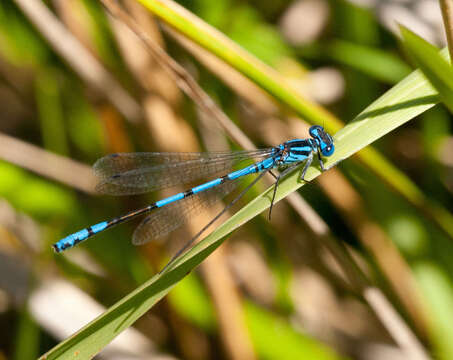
[41,52,444,358]
[400,25,453,114]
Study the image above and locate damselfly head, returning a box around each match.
[309,125,334,157]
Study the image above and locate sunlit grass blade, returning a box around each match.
[41,53,444,358]
[400,25,453,114]
[135,0,342,130]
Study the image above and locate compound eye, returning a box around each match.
[323,145,334,156]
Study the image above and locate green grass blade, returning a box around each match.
[135,0,342,131]
[41,48,446,358]
[326,40,411,84]
[400,25,453,114]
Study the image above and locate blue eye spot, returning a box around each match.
[322,145,334,156]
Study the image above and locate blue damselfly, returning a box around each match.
[53,125,335,253]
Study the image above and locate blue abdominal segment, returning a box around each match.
[53,221,108,252]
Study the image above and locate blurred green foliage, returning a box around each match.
[0,0,452,359]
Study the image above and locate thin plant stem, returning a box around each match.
[440,0,453,61]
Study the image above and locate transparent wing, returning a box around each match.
[132,179,240,245]
[94,149,273,195]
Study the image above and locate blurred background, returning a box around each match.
[0,0,452,359]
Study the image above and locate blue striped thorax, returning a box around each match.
[280,125,334,164]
